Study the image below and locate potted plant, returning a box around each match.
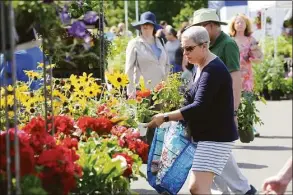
[152,73,185,113]
[254,11,262,29]
[264,56,286,100]
[237,91,265,143]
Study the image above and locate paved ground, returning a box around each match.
[131,100,293,194]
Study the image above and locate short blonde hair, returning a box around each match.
[229,13,252,37]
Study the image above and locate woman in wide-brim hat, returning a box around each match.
[125,11,169,99]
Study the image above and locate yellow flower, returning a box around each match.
[7,95,15,107]
[69,75,78,86]
[53,90,66,102]
[37,63,44,68]
[37,63,56,69]
[79,72,94,83]
[0,87,4,95]
[18,93,30,105]
[139,76,146,90]
[7,85,13,92]
[71,90,84,100]
[106,72,129,89]
[8,111,15,118]
[24,70,41,79]
[108,97,119,107]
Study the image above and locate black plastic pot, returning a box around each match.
[270,90,282,101]
[238,128,255,143]
[262,88,271,100]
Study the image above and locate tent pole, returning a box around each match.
[135,1,139,37]
[124,0,128,36]
[273,7,278,59]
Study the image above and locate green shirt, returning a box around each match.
[210,31,240,73]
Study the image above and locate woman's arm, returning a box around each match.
[147,69,221,128]
[249,36,263,64]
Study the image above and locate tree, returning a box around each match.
[104,0,208,32]
[172,1,207,29]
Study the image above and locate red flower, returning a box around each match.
[113,153,133,177]
[30,133,56,155]
[37,145,81,195]
[126,139,149,163]
[22,116,46,135]
[48,115,74,135]
[0,129,35,177]
[61,137,78,150]
[77,116,113,135]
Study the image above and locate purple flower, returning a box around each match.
[62,4,69,12]
[83,11,98,24]
[83,34,91,43]
[68,21,86,38]
[59,12,71,25]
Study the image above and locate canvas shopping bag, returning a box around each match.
[147,121,197,195]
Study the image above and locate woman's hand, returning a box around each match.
[146,113,164,129]
[262,175,289,195]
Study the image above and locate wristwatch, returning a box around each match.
[163,114,169,122]
[234,110,238,116]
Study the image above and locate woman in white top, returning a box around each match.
[125,11,169,98]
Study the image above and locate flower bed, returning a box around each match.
[0,70,150,194]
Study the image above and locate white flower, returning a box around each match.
[112,155,127,170]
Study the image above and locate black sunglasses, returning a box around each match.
[181,42,207,52]
[181,45,198,52]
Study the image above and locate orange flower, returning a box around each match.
[154,82,165,92]
[136,89,151,98]
[136,96,143,103]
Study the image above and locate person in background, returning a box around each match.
[177,21,189,39]
[117,22,133,38]
[191,8,257,195]
[175,22,193,82]
[229,13,263,137]
[262,156,292,195]
[147,26,238,194]
[125,11,169,98]
[165,25,181,73]
[155,20,168,44]
[105,26,117,41]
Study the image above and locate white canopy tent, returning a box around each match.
[249,1,292,58]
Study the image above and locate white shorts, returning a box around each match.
[191,141,234,176]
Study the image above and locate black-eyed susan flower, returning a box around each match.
[106,72,129,89]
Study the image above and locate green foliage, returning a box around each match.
[261,36,292,58]
[14,0,63,48]
[237,91,265,133]
[264,56,286,92]
[21,175,47,195]
[172,1,207,29]
[253,55,287,94]
[152,73,185,113]
[283,77,293,95]
[107,37,131,73]
[136,97,156,123]
[104,0,207,30]
[76,135,143,195]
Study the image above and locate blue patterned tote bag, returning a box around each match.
[147,121,197,195]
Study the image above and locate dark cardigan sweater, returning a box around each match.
[180,57,239,142]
